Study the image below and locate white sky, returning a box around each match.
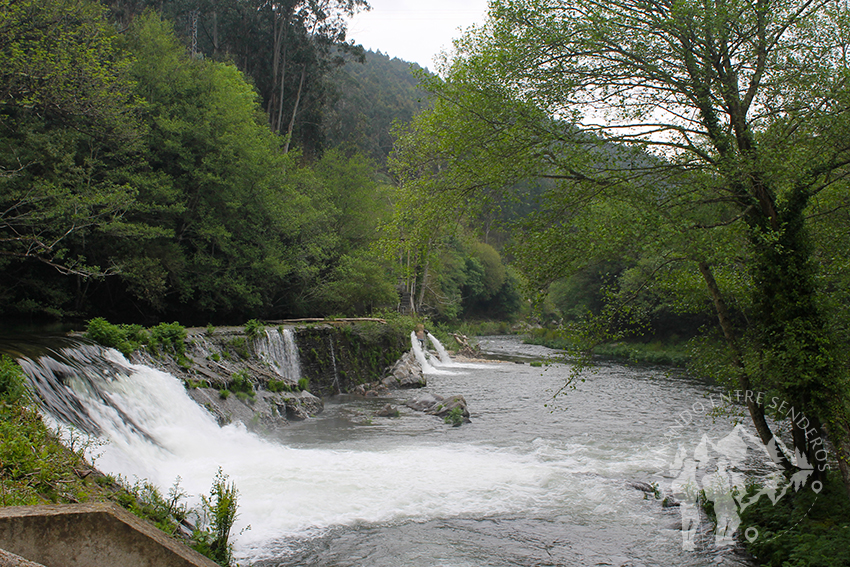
[347,0,491,71]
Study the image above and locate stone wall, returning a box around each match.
[143,321,411,431]
[295,322,409,397]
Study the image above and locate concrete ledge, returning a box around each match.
[0,548,45,567]
[0,503,218,567]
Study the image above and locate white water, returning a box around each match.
[428,332,452,364]
[256,328,301,382]
[410,331,457,375]
[327,335,340,394]
[12,336,758,566]
[62,350,595,561]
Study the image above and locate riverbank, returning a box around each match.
[521,328,692,367]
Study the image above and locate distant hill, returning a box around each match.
[324,50,432,168]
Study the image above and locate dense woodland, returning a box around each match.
[0,0,521,325]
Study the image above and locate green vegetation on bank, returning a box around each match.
[739,473,850,567]
[0,354,240,566]
[85,317,189,366]
[523,328,692,367]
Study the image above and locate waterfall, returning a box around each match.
[256,327,301,382]
[427,332,452,365]
[410,331,456,375]
[9,337,565,562]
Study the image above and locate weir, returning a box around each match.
[1,333,761,566]
[255,328,301,382]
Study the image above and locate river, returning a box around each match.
[9,335,760,566]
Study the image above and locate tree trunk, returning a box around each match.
[745,188,850,494]
[283,64,306,153]
[268,9,285,124]
[697,261,793,470]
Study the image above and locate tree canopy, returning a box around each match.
[391,0,850,493]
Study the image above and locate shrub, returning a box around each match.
[192,468,240,567]
[243,319,265,340]
[444,406,464,427]
[740,473,850,567]
[227,337,249,359]
[267,379,291,393]
[149,322,187,356]
[85,318,149,357]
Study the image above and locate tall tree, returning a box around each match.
[111,0,370,156]
[0,0,142,314]
[392,0,850,492]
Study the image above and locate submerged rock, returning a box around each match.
[406,393,470,424]
[375,403,400,418]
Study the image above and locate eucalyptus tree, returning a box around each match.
[391,0,850,492]
[129,0,369,156]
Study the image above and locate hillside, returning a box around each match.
[324,50,432,168]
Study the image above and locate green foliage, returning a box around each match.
[267,379,292,393]
[243,319,265,340]
[86,318,187,363]
[85,318,149,357]
[148,322,187,356]
[0,0,142,293]
[0,355,30,405]
[227,337,249,359]
[297,377,310,392]
[740,473,850,567]
[216,370,255,402]
[192,468,240,567]
[444,406,465,427]
[116,477,188,536]
[0,6,408,323]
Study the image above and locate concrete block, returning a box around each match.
[0,503,218,567]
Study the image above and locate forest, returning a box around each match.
[0,0,523,326]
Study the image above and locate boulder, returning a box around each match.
[425,395,470,421]
[280,391,323,421]
[375,404,400,417]
[382,350,426,389]
[406,393,470,424]
[405,393,443,412]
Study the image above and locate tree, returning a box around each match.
[114,0,370,156]
[391,0,850,493]
[0,0,141,281]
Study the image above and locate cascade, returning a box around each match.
[256,327,301,382]
[427,332,452,365]
[409,331,457,375]
[2,335,752,566]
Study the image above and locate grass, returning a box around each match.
[523,327,692,367]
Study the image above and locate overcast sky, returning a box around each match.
[347,0,490,71]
